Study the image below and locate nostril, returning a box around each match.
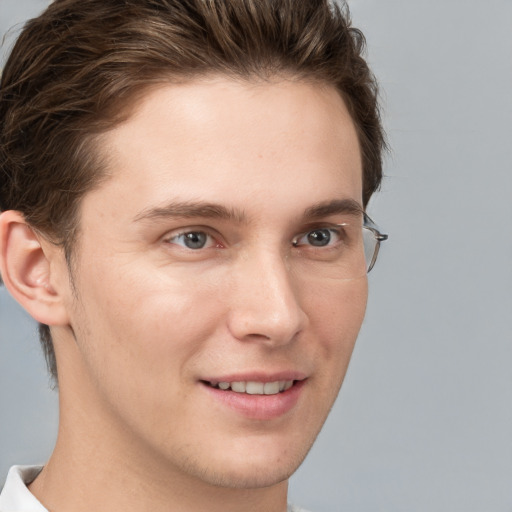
[243,333,271,341]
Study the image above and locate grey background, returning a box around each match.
[1,1,511,510]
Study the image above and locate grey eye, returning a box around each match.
[293,228,338,248]
[306,229,331,247]
[170,231,210,249]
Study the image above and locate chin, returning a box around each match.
[177,434,315,490]
[193,460,299,490]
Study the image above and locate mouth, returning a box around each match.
[200,376,306,420]
[202,379,296,395]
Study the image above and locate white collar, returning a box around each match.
[0,466,47,512]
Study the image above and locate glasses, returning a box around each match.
[362,213,388,274]
[291,213,388,281]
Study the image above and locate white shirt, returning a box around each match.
[1,465,310,512]
[0,466,46,512]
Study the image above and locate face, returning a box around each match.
[56,77,367,490]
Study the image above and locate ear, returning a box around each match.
[0,210,70,326]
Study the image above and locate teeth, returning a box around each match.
[246,382,264,394]
[231,381,246,393]
[211,380,295,395]
[264,381,280,395]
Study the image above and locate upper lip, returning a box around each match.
[200,371,307,383]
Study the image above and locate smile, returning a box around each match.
[201,377,306,420]
[206,380,295,395]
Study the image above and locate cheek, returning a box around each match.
[304,277,368,366]
[67,268,229,430]
[72,261,225,383]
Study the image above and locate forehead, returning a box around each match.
[85,77,362,226]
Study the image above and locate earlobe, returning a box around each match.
[0,210,70,326]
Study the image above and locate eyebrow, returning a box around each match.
[302,198,364,220]
[133,198,363,224]
[133,200,248,224]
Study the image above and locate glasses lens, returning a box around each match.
[363,227,379,273]
[291,215,386,280]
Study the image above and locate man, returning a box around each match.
[0,0,387,510]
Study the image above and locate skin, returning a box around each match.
[0,77,367,512]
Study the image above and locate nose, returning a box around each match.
[226,249,308,346]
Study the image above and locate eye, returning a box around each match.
[166,230,217,250]
[292,227,343,248]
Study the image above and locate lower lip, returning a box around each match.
[201,380,306,420]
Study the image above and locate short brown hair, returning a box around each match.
[0,0,385,382]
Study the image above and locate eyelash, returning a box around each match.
[164,229,223,250]
[163,225,346,251]
[292,226,345,249]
